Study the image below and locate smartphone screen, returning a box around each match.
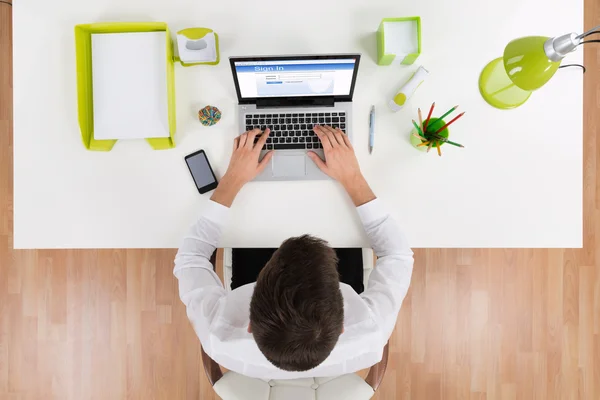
[185,150,218,194]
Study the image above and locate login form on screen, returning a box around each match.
[235,59,356,98]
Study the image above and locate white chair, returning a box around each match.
[202,249,388,400]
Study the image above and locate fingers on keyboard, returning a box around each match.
[244,112,344,149]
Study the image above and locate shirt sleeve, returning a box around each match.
[173,200,230,348]
[357,198,414,341]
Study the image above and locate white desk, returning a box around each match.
[13,0,583,249]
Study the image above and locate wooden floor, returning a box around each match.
[1,2,599,399]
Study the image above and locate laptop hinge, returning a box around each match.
[256,96,335,109]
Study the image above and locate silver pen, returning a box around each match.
[369,106,375,154]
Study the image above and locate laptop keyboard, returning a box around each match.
[245,111,347,150]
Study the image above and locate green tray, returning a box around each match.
[75,22,177,151]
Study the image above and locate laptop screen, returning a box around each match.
[231,55,360,101]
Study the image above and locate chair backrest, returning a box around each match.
[213,372,376,400]
[202,343,388,400]
[222,248,374,293]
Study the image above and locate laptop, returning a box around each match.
[229,54,361,181]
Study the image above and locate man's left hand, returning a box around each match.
[211,129,273,207]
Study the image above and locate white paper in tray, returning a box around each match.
[383,21,419,59]
[91,32,169,140]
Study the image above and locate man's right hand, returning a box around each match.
[308,125,376,207]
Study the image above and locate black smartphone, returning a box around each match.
[185,150,219,194]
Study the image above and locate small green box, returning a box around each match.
[74,22,177,151]
[377,17,422,66]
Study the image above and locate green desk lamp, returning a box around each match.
[479,25,599,109]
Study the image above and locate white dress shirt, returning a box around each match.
[174,198,414,380]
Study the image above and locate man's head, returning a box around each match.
[249,235,344,372]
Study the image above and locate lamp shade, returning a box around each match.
[479,33,577,109]
[503,36,561,91]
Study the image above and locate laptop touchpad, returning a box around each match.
[272,154,306,177]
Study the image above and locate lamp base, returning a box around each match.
[479,57,532,110]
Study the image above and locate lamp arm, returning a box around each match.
[544,33,582,62]
[577,24,600,39]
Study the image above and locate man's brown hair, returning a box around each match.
[249,235,344,372]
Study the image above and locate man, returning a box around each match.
[174,125,414,380]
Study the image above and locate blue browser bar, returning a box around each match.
[235,63,355,73]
